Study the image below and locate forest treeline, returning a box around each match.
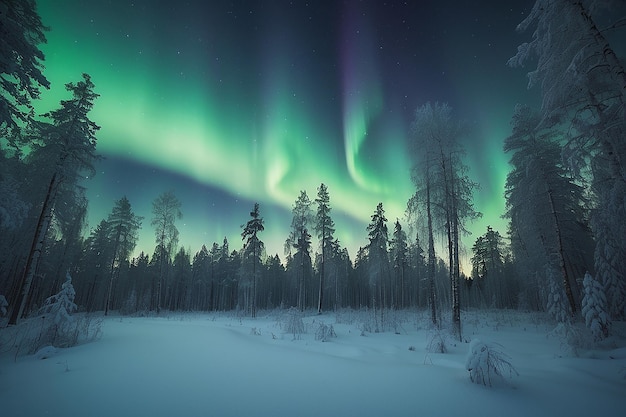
[1,0,624,342]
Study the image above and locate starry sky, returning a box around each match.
[35,0,537,267]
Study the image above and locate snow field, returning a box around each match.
[1,309,625,417]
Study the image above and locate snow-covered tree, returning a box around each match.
[285,190,313,311]
[593,183,626,319]
[151,190,182,313]
[39,272,77,327]
[408,102,479,336]
[581,272,610,341]
[546,267,572,324]
[504,104,594,315]
[509,0,626,321]
[9,74,100,325]
[465,339,518,387]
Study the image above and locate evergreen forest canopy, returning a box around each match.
[0,0,625,343]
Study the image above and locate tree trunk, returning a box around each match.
[252,244,257,318]
[104,226,122,316]
[318,239,325,314]
[8,171,59,325]
[451,172,461,341]
[426,178,438,327]
[574,1,626,98]
[546,183,578,314]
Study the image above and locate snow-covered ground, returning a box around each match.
[1,309,625,417]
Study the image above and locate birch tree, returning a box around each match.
[151,191,182,314]
[408,102,479,336]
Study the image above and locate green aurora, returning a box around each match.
[33,0,534,269]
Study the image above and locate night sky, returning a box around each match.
[35,0,536,267]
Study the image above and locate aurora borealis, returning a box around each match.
[34,0,535,266]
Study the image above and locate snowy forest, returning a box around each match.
[1,0,625,350]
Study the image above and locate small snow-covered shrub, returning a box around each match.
[360,312,376,334]
[33,273,78,349]
[283,307,305,339]
[39,272,77,327]
[3,312,103,357]
[549,321,592,356]
[581,272,611,342]
[11,273,102,354]
[465,339,518,387]
[34,345,57,360]
[315,322,336,342]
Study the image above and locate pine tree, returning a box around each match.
[170,247,192,310]
[241,203,264,317]
[0,0,50,131]
[9,74,100,325]
[191,245,211,310]
[366,203,390,329]
[104,196,142,315]
[471,226,508,307]
[390,220,408,308]
[314,183,335,314]
[78,219,113,311]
